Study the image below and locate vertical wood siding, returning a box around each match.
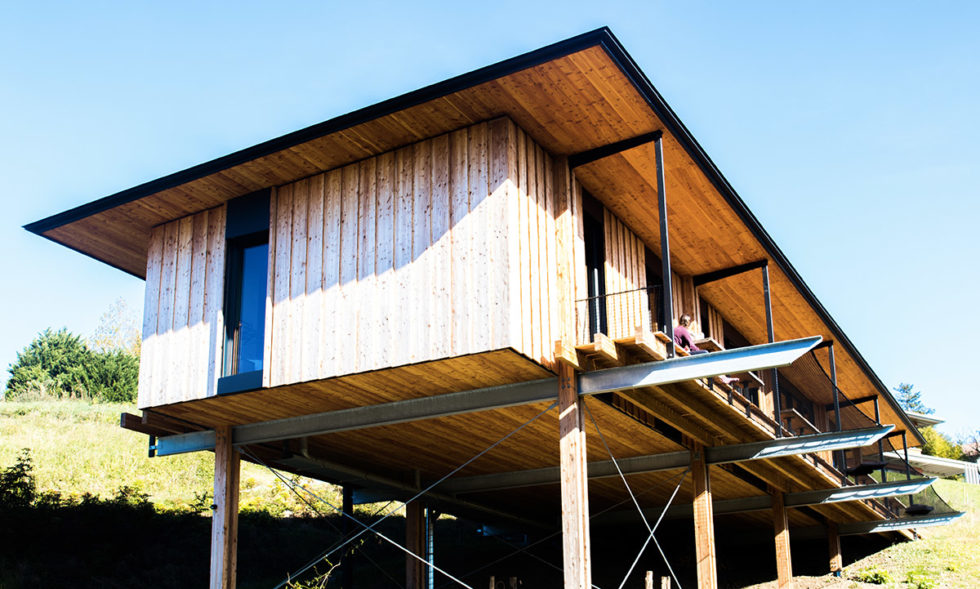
[510,125,561,368]
[266,118,531,387]
[138,206,226,408]
[602,210,649,339]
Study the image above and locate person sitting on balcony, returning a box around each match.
[674,314,707,355]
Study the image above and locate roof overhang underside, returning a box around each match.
[24,27,919,444]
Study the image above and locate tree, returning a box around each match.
[919,426,962,460]
[5,328,92,399]
[893,382,934,415]
[89,297,141,356]
[5,328,139,403]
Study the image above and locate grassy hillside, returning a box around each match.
[0,399,340,514]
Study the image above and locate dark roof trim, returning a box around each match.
[24,27,616,236]
[590,33,921,443]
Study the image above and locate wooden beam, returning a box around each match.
[691,443,717,589]
[771,490,793,589]
[559,363,592,588]
[209,426,240,589]
[827,522,842,576]
[405,500,425,589]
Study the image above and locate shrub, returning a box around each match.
[0,449,37,509]
[906,570,937,589]
[854,566,892,584]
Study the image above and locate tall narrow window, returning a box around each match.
[582,192,606,338]
[224,237,268,376]
[219,189,270,395]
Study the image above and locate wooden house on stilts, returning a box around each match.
[26,28,961,588]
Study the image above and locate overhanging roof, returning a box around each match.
[24,27,921,444]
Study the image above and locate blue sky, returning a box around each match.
[2,2,977,437]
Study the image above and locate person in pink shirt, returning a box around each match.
[673,314,706,354]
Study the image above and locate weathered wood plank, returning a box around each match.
[138,225,164,408]
[412,141,432,363]
[430,133,451,358]
[393,146,415,367]
[173,216,194,401]
[205,205,227,396]
[304,176,325,382]
[271,184,293,386]
[339,164,360,372]
[154,220,179,404]
[358,158,377,371]
[449,128,471,356]
[188,211,209,399]
[487,118,514,350]
[375,152,396,368]
[289,179,309,384]
[469,123,490,352]
[320,170,342,377]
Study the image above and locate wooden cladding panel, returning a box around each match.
[138,206,226,408]
[266,119,524,387]
[510,126,561,367]
[602,210,648,340]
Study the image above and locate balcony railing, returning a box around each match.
[573,288,941,517]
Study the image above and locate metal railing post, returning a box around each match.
[902,431,913,505]
[828,343,847,482]
[654,135,674,358]
[872,397,887,482]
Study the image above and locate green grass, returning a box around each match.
[0,399,342,515]
[838,478,980,589]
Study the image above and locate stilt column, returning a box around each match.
[210,426,240,589]
[691,443,717,589]
[771,490,793,588]
[559,363,592,588]
[827,522,842,576]
[406,500,426,589]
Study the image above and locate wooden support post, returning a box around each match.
[210,426,240,589]
[644,570,653,589]
[691,443,717,589]
[559,363,592,588]
[405,500,426,589]
[827,522,842,576]
[771,490,793,589]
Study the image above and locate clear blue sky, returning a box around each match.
[2,2,977,437]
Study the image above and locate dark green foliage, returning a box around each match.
[894,382,934,415]
[4,328,139,403]
[0,449,36,509]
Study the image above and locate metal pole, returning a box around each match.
[902,431,913,505]
[762,263,782,436]
[654,135,675,358]
[426,508,435,589]
[872,397,887,482]
[828,343,846,482]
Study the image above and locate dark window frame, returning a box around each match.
[218,189,270,396]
